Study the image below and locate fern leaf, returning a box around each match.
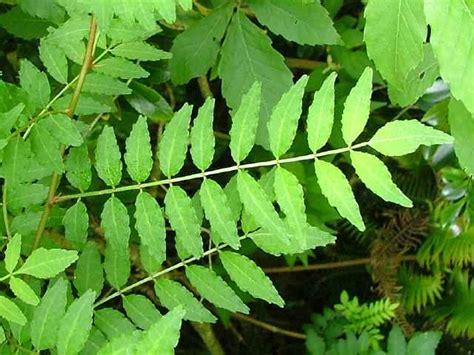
[63,200,89,248]
[190,97,215,171]
[124,116,152,183]
[100,196,130,250]
[95,126,122,187]
[399,267,443,313]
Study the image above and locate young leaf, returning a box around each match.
[103,244,130,289]
[39,39,68,84]
[65,144,92,192]
[229,82,262,163]
[135,191,166,265]
[341,67,373,146]
[124,116,153,183]
[351,151,412,207]
[31,279,68,351]
[123,295,161,330]
[307,72,337,152]
[19,59,50,109]
[111,42,171,61]
[190,97,215,171]
[30,121,64,174]
[165,185,203,258]
[43,113,83,147]
[314,159,365,231]
[220,251,284,307]
[94,308,136,340]
[158,104,192,177]
[74,242,104,297]
[63,200,89,248]
[0,295,27,325]
[154,279,217,323]
[82,72,131,96]
[5,233,22,273]
[16,248,78,279]
[101,196,130,250]
[368,120,454,156]
[95,126,123,187]
[9,277,39,306]
[237,171,289,245]
[200,179,240,249]
[94,57,149,79]
[273,167,307,250]
[56,290,96,355]
[267,75,308,158]
[185,265,249,314]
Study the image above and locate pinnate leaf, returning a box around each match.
[95,126,122,187]
[63,200,89,248]
[125,116,153,183]
[16,248,78,279]
[9,276,39,306]
[5,233,22,273]
[190,97,215,171]
[74,242,104,297]
[0,295,27,325]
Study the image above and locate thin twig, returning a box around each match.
[232,313,306,340]
[2,181,11,240]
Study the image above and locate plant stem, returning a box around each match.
[31,15,98,252]
[232,313,306,340]
[197,75,213,98]
[2,181,11,240]
[191,323,225,355]
[54,142,369,203]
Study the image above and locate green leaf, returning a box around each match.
[170,3,233,84]
[56,290,96,355]
[158,104,192,177]
[63,200,89,248]
[190,97,215,171]
[0,103,25,137]
[364,0,426,87]
[94,308,136,340]
[9,276,39,306]
[95,126,123,187]
[96,331,140,355]
[341,67,373,146]
[5,233,22,273]
[424,0,474,113]
[229,82,262,163]
[82,73,131,96]
[406,331,442,355]
[30,120,64,174]
[65,144,92,191]
[19,59,50,110]
[449,99,474,176]
[165,185,203,258]
[247,0,339,45]
[0,295,27,325]
[54,93,113,116]
[351,151,412,207]
[220,251,284,307]
[155,0,176,23]
[94,57,149,79]
[135,191,166,265]
[237,171,289,245]
[0,326,4,344]
[177,0,192,11]
[2,137,30,183]
[219,12,293,147]
[314,159,365,231]
[387,325,406,355]
[19,0,65,23]
[7,183,48,212]
[267,75,308,158]
[368,120,454,156]
[39,39,68,84]
[200,179,240,249]
[43,113,83,147]
[0,7,52,40]
[82,328,108,355]
[273,167,307,250]
[123,295,161,330]
[31,279,68,350]
[124,116,153,183]
[154,279,217,323]
[111,42,171,61]
[101,196,130,250]
[307,72,337,152]
[103,244,130,289]
[74,242,104,297]
[185,265,249,314]
[16,248,78,279]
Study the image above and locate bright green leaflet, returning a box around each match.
[135,191,166,264]
[0,295,26,325]
[368,119,453,156]
[16,248,78,279]
[30,121,64,174]
[448,99,474,176]
[94,57,149,79]
[9,277,39,305]
[351,151,412,207]
[95,126,123,187]
[30,279,68,351]
[190,97,215,171]
[94,308,136,340]
[65,144,92,192]
[5,233,21,273]
[56,290,96,355]
[19,59,50,109]
[0,103,24,137]
[39,39,67,84]
[406,331,442,355]
[111,42,171,61]
[43,113,83,147]
[364,0,426,87]
[100,196,130,250]
[123,294,161,330]
[185,265,249,314]
[154,279,217,323]
[124,116,153,183]
[165,185,203,258]
[425,0,474,114]
[82,72,131,96]
[200,179,240,249]
[341,67,373,146]
[307,72,337,152]
[267,75,308,158]
[158,103,192,177]
[103,244,130,289]
[63,200,89,248]
[220,251,284,307]
[155,0,176,23]
[314,159,365,231]
[74,242,104,297]
[229,81,262,163]
[247,0,339,45]
[237,170,289,245]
